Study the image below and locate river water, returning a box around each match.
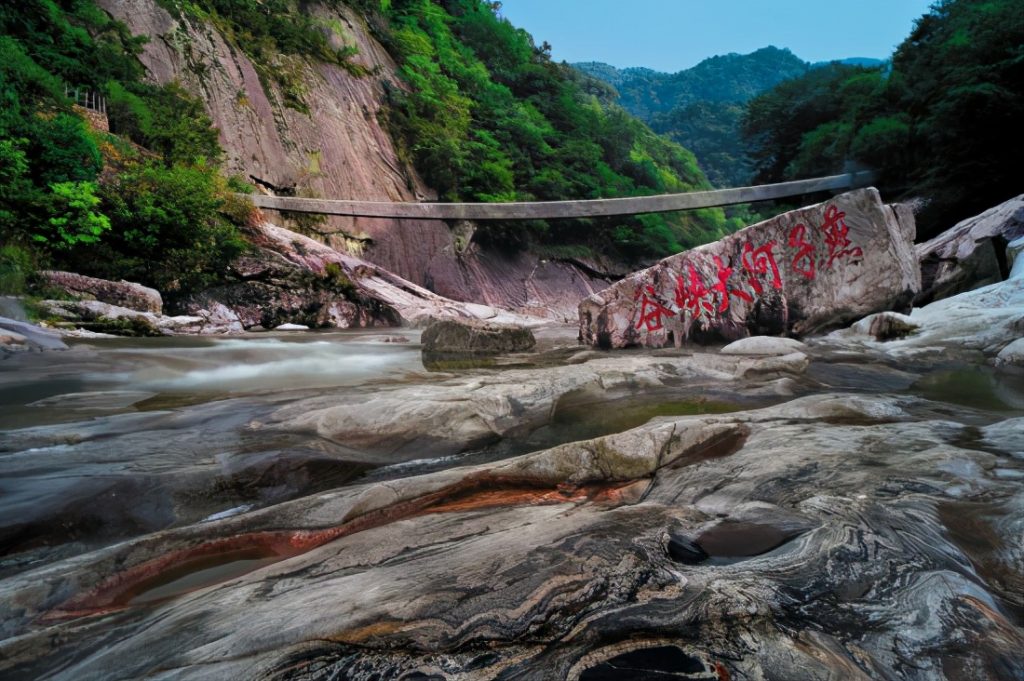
[1,329,1022,679]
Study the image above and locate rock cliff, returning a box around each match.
[95,0,611,321]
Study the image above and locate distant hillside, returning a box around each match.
[574,47,808,119]
[812,57,885,68]
[575,47,811,187]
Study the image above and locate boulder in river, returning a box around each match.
[915,193,1024,305]
[38,271,163,314]
[579,188,920,348]
[421,318,536,355]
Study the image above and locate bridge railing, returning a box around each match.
[246,171,876,221]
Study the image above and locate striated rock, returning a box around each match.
[720,335,806,356]
[249,221,553,329]
[2,394,1021,680]
[421,318,536,356]
[916,193,1024,305]
[579,189,920,348]
[38,270,163,314]
[824,241,1024,361]
[265,350,809,463]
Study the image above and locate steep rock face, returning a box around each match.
[96,0,610,318]
[579,188,920,348]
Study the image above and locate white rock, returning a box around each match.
[994,338,1024,368]
[274,323,310,331]
[721,336,807,356]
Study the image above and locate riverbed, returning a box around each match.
[1,327,1022,679]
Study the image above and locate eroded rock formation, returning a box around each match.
[579,188,920,348]
[916,193,1024,305]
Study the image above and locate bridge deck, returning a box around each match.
[248,172,874,221]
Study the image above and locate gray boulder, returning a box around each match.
[0,317,69,353]
[915,193,1024,305]
[579,188,920,348]
[421,318,536,356]
[39,271,163,314]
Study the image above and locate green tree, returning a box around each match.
[41,181,111,249]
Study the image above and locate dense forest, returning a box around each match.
[349,0,736,255]
[576,48,809,187]
[0,0,253,300]
[743,0,1023,239]
[0,0,738,303]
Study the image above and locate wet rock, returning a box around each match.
[824,250,1023,361]
[916,193,1024,305]
[664,532,708,564]
[720,335,806,355]
[3,393,1021,680]
[40,300,163,336]
[421,318,536,356]
[38,270,163,314]
[265,352,808,462]
[580,189,920,348]
[994,338,1024,368]
[0,317,68,352]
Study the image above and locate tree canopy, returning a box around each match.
[742,0,1024,238]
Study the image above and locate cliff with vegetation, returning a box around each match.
[1,0,739,320]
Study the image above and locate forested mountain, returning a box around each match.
[574,46,808,118]
[575,47,809,187]
[353,0,737,254]
[743,0,1023,239]
[1,0,738,303]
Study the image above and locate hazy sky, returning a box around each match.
[499,0,935,72]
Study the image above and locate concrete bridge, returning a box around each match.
[248,172,875,221]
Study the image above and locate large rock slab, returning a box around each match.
[916,193,1024,305]
[421,318,536,355]
[579,188,920,348]
[2,394,1021,680]
[38,270,163,314]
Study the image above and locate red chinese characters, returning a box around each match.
[634,285,675,331]
[787,223,816,280]
[820,204,863,268]
[675,264,714,319]
[710,255,752,311]
[740,241,782,294]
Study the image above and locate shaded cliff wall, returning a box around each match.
[95,0,612,320]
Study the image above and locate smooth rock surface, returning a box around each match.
[720,335,807,355]
[580,189,920,348]
[0,316,69,352]
[916,193,1024,304]
[995,338,1024,368]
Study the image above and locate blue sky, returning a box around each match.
[499,0,936,72]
